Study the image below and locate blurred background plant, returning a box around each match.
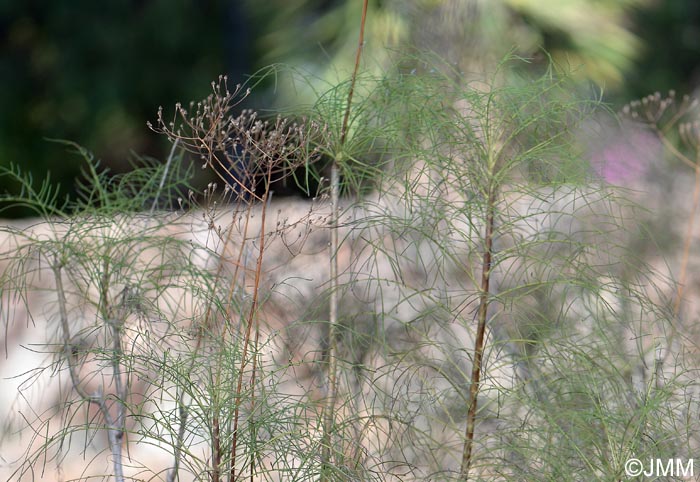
[2,0,700,217]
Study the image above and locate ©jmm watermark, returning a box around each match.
[624,457,694,478]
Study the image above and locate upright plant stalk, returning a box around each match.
[664,133,700,380]
[321,0,368,476]
[167,201,245,482]
[230,163,273,481]
[52,252,126,482]
[101,256,129,482]
[150,138,179,215]
[460,184,497,480]
[624,95,700,372]
[672,149,700,317]
[648,122,700,318]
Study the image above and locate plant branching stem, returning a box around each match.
[150,138,180,215]
[168,203,244,482]
[230,166,272,482]
[460,185,497,480]
[321,0,368,476]
[321,162,340,475]
[661,152,700,375]
[52,256,126,482]
[166,399,188,482]
[673,158,700,316]
[649,123,700,372]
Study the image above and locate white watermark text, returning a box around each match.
[624,457,694,478]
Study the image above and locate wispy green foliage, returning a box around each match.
[0,139,194,220]
[0,163,68,218]
[1,54,698,481]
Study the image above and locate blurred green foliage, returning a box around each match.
[1,0,699,217]
[622,0,700,102]
[0,0,230,216]
[244,0,650,99]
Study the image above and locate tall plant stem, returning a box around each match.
[460,185,497,480]
[53,254,126,482]
[661,153,700,377]
[321,160,340,475]
[651,125,700,371]
[230,166,272,481]
[673,157,700,316]
[167,190,254,482]
[321,0,368,476]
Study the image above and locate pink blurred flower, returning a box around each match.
[590,126,661,185]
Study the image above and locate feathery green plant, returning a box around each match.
[1,45,699,482]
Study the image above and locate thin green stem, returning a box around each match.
[321,0,368,477]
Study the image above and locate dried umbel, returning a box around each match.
[619,90,700,177]
[149,75,326,203]
[621,90,699,134]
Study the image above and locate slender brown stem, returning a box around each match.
[321,1,368,477]
[230,164,272,481]
[653,126,700,375]
[167,164,259,482]
[673,159,700,316]
[167,198,244,482]
[340,1,368,147]
[247,320,261,482]
[212,388,221,482]
[460,185,497,480]
[660,153,700,376]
